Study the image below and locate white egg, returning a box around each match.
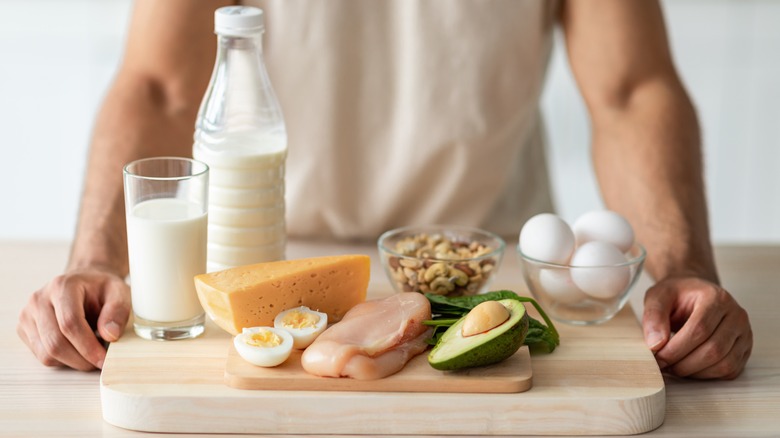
[234,327,293,367]
[519,213,575,264]
[572,210,635,253]
[273,306,328,349]
[538,268,589,304]
[570,241,630,299]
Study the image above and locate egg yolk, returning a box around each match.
[245,329,282,348]
[280,310,320,329]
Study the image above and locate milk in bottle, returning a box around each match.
[194,6,287,272]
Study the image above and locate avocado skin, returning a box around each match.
[428,300,530,371]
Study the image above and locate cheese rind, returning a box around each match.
[194,255,370,335]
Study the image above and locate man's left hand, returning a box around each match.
[642,276,752,380]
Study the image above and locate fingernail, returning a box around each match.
[646,331,664,350]
[105,321,121,342]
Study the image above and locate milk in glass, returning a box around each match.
[126,198,207,323]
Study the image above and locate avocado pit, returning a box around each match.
[462,300,510,337]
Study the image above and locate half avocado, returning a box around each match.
[428,298,529,371]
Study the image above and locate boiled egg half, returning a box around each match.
[234,326,293,367]
[273,306,328,349]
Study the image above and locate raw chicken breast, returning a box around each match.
[301,292,433,380]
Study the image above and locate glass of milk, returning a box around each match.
[123,157,209,340]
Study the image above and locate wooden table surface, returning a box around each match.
[1,240,778,437]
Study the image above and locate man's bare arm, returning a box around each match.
[561,0,751,379]
[69,0,228,274]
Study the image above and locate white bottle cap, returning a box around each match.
[215,6,264,37]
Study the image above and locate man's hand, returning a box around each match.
[17,269,131,371]
[643,276,752,380]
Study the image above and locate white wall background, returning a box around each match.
[1,0,778,243]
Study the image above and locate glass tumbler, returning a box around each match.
[123,157,209,340]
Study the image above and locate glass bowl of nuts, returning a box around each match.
[377,225,506,297]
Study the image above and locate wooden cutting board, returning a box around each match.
[225,345,532,393]
[100,291,665,436]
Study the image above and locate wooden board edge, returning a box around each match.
[99,382,663,435]
[224,345,533,394]
[223,371,534,394]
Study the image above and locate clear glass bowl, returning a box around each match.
[517,243,646,325]
[378,225,506,297]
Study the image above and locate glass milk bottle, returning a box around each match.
[194,6,287,272]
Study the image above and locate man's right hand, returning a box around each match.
[17,269,131,371]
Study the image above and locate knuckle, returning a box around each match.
[740,342,751,357]
[41,333,66,359]
[40,355,60,368]
[701,341,727,363]
[16,321,28,342]
[58,314,81,337]
[714,359,740,380]
[75,363,94,372]
[30,289,46,305]
[50,274,72,293]
[687,321,709,344]
[109,280,132,305]
[58,275,80,295]
[643,284,664,302]
[714,289,732,306]
[736,307,751,326]
[17,307,30,328]
[668,362,690,378]
[710,344,749,380]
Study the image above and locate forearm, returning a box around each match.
[68,73,198,275]
[591,78,718,284]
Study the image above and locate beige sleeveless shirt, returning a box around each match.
[244,0,558,240]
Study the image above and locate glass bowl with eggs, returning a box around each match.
[378,225,506,297]
[517,211,646,325]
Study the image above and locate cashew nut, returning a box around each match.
[434,241,452,256]
[449,268,469,287]
[403,267,418,283]
[423,262,449,282]
[430,277,455,294]
[399,258,422,269]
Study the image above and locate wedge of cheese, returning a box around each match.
[194,255,370,335]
